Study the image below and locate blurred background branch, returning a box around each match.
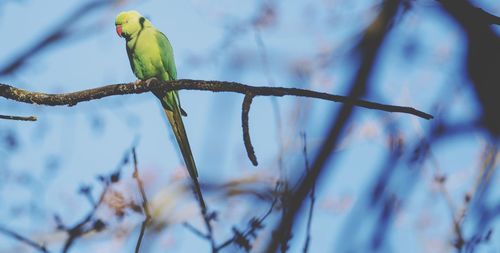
[0,0,118,77]
[0,114,36,121]
[265,0,402,251]
[0,226,49,253]
[438,0,500,136]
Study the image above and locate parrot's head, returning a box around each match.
[115,10,151,39]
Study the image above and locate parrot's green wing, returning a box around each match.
[154,31,188,116]
[155,31,177,80]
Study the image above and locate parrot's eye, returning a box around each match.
[125,20,129,24]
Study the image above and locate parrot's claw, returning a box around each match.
[133,79,142,86]
[145,77,159,86]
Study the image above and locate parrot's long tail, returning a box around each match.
[162,91,206,210]
[164,105,198,179]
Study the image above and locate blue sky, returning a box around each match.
[0,0,499,252]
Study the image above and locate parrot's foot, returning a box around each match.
[133,79,142,86]
[145,77,159,86]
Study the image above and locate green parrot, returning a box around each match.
[115,11,199,182]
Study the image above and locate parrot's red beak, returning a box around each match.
[116,25,122,37]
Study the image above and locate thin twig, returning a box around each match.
[0,226,49,253]
[0,114,37,121]
[419,132,466,250]
[185,177,216,252]
[60,146,133,253]
[79,185,96,208]
[0,79,433,120]
[200,195,217,253]
[302,132,315,253]
[182,222,210,239]
[132,148,152,253]
[216,198,277,251]
[434,174,466,249]
[242,94,258,166]
[61,181,110,253]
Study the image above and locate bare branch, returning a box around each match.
[242,94,258,166]
[0,79,433,120]
[0,114,37,121]
[0,226,49,253]
[131,148,152,253]
[0,78,431,166]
